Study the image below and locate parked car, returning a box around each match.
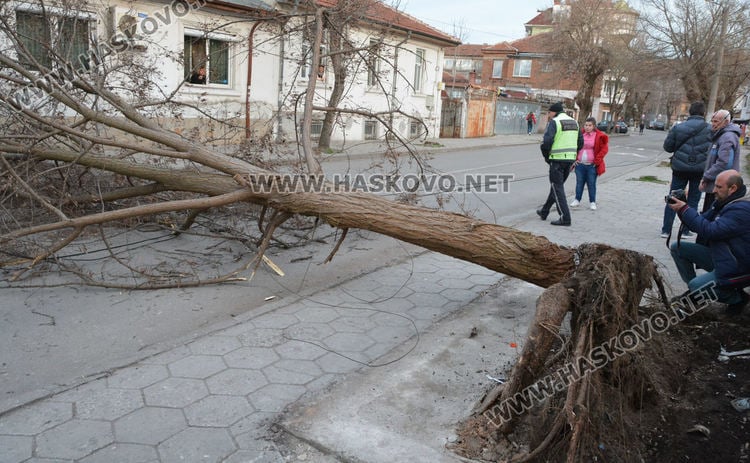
[596,121,628,133]
[650,120,666,130]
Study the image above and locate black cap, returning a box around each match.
[548,102,564,113]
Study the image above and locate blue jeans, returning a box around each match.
[669,241,743,304]
[661,172,702,234]
[574,163,597,202]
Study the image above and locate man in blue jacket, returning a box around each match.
[668,169,750,315]
[660,101,711,238]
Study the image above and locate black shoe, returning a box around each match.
[550,219,571,226]
[726,291,749,316]
[536,208,548,220]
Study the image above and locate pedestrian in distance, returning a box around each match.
[639,120,645,135]
[668,169,750,316]
[701,109,741,213]
[536,102,584,226]
[526,111,537,135]
[570,117,608,211]
[660,101,711,239]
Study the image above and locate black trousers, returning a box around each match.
[540,161,574,222]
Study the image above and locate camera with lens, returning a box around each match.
[665,189,687,204]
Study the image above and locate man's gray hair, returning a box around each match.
[712,109,731,123]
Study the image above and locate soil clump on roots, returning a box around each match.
[451,244,750,462]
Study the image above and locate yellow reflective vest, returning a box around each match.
[549,113,579,161]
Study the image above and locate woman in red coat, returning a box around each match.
[570,117,609,210]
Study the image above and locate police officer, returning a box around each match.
[536,102,584,226]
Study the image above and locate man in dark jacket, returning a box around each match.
[536,102,583,226]
[701,109,742,212]
[660,101,711,238]
[669,169,750,315]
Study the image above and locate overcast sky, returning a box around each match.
[399,1,550,45]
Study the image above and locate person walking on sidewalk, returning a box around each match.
[700,109,741,213]
[536,102,583,226]
[660,101,711,238]
[668,169,750,315]
[526,111,537,135]
[571,117,608,211]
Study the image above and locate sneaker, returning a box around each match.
[536,208,548,220]
[570,199,580,207]
[550,219,571,226]
[660,232,669,238]
[725,291,749,316]
[681,230,693,237]
[590,202,597,210]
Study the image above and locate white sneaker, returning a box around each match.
[660,232,669,238]
[570,199,580,207]
[590,202,597,210]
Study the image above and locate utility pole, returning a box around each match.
[706,0,728,119]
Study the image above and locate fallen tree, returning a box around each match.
[0,2,675,460]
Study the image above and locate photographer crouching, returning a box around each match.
[667,169,750,315]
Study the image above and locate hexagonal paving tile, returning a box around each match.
[283,322,335,342]
[206,369,268,396]
[36,419,113,460]
[168,355,227,379]
[436,277,477,290]
[263,360,322,385]
[223,347,280,370]
[292,307,340,323]
[314,351,359,374]
[323,332,375,352]
[247,384,307,412]
[144,377,209,408]
[273,340,325,360]
[106,364,169,389]
[369,298,416,314]
[184,396,253,427]
[75,388,143,421]
[440,287,481,302]
[0,402,72,435]
[330,315,377,333]
[237,328,285,347]
[188,335,242,355]
[113,406,187,445]
[158,427,236,463]
[406,292,450,309]
[0,434,32,463]
[78,443,158,463]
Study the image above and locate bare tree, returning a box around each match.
[546,0,638,123]
[640,0,750,112]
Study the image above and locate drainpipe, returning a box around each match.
[245,21,265,139]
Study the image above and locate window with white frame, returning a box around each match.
[413,48,425,93]
[492,60,503,79]
[299,43,327,81]
[512,59,532,78]
[15,10,92,70]
[364,120,377,140]
[184,32,231,85]
[367,39,380,87]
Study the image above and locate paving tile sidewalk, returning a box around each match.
[0,252,500,462]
